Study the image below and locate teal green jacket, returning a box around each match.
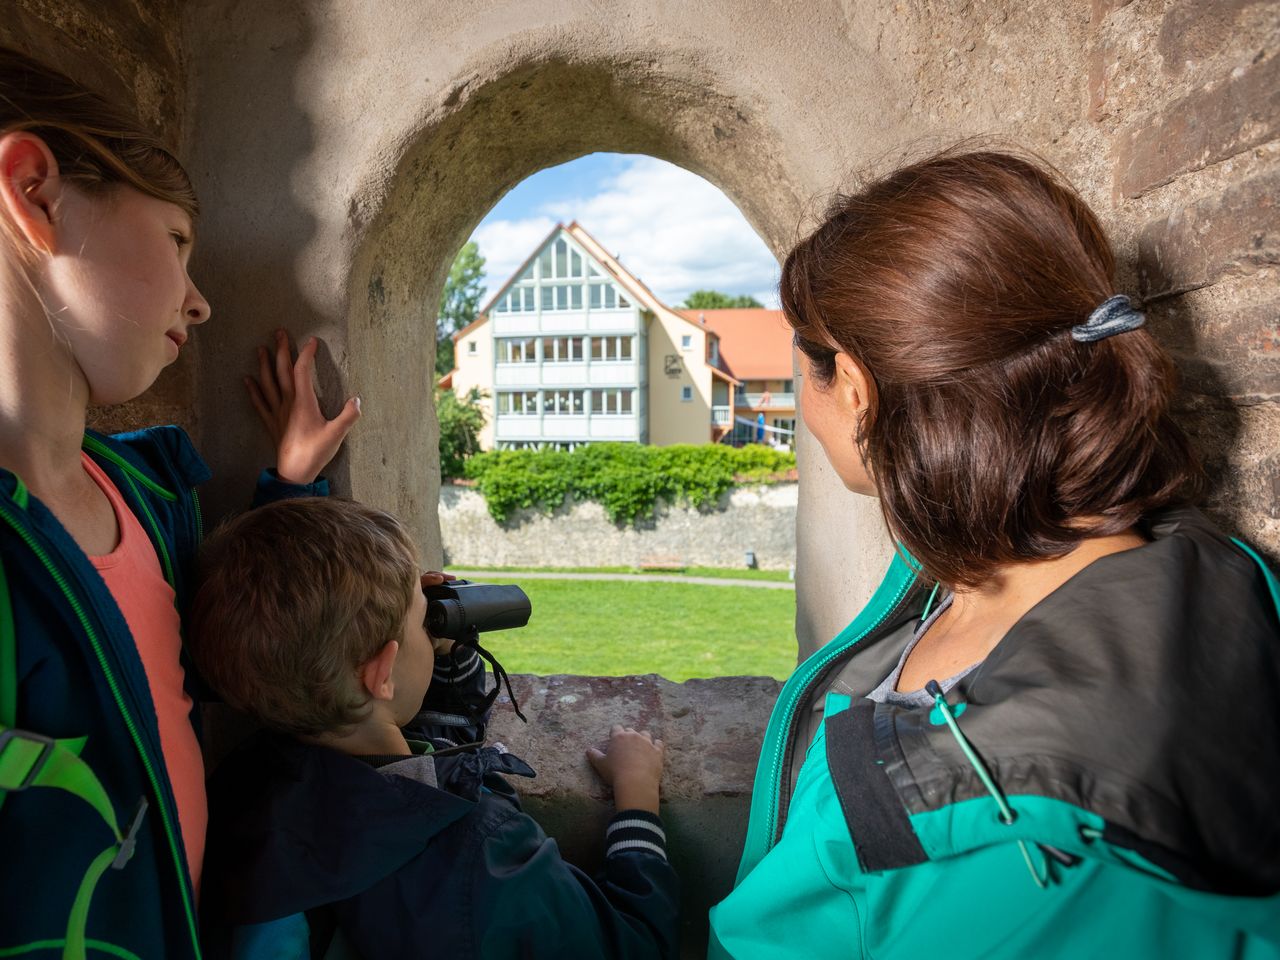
[710,507,1280,959]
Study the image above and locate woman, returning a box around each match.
[709,150,1280,958]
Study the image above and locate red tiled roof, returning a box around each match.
[678,308,792,380]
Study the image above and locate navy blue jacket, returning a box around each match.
[203,647,680,959]
[0,427,324,960]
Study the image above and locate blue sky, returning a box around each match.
[468,153,781,309]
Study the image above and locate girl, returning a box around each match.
[709,150,1280,958]
[0,48,359,959]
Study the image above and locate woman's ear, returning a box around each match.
[359,640,399,702]
[0,132,60,255]
[833,352,873,421]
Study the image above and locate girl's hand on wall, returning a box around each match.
[246,329,361,485]
[587,725,665,815]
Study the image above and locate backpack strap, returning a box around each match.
[0,551,148,960]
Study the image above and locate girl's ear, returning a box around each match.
[359,640,399,702]
[0,132,60,255]
[833,351,874,422]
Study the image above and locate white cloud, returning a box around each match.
[470,158,780,308]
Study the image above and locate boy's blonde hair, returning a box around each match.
[189,497,419,736]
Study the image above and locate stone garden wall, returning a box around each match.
[440,482,797,571]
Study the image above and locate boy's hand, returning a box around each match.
[586,725,665,815]
[246,329,361,485]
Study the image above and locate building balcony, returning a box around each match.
[494,414,641,442]
[494,361,641,388]
[711,405,732,425]
[491,309,638,337]
[738,392,795,410]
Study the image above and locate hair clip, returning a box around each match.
[1071,294,1145,343]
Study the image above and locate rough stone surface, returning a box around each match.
[1137,170,1280,301]
[1115,53,1280,198]
[440,483,797,570]
[1174,394,1280,565]
[488,674,781,955]
[1157,0,1276,78]
[1150,293,1280,401]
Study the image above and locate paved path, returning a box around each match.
[448,570,795,590]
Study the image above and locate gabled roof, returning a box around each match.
[678,308,792,381]
[475,221,562,318]
[567,222,722,336]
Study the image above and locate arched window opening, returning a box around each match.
[435,154,797,682]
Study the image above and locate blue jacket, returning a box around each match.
[202,645,680,960]
[0,427,324,960]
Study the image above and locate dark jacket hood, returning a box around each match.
[204,732,473,924]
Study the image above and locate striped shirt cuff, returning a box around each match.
[605,810,667,862]
[433,646,482,684]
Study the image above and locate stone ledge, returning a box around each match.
[490,673,781,956]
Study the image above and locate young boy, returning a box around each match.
[188,497,678,959]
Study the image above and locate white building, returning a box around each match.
[441,222,742,450]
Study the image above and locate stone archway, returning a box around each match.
[341,52,810,559]
[184,4,899,663]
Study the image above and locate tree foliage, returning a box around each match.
[463,443,795,525]
[435,241,486,376]
[437,387,487,479]
[679,289,764,310]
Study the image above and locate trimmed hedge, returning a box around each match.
[462,443,796,525]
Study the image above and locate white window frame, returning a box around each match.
[498,391,539,415]
[543,389,586,416]
[681,385,693,402]
[591,388,634,416]
[591,336,634,363]
[497,338,537,364]
[542,336,585,364]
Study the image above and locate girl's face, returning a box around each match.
[41,184,210,405]
[798,351,877,497]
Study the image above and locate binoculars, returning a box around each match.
[424,579,531,642]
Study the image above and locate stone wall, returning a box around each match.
[1090,0,1280,559]
[489,675,781,957]
[440,482,797,570]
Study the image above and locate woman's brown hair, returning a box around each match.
[783,149,1202,588]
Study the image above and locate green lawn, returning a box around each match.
[478,578,797,680]
[452,564,794,583]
